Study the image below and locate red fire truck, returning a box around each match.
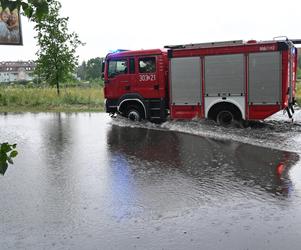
[103,39,299,125]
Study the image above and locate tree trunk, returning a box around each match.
[56,80,60,95]
[56,70,60,95]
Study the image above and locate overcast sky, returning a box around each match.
[2,0,301,62]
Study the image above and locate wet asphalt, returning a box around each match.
[1,113,301,250]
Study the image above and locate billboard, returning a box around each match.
[0,7,22,45]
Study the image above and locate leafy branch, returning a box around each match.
[0,143,18,175]
[0,0,52,20]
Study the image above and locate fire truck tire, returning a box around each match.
[209,102,242,127]
[126,106,144,121]
[216,110,235,127]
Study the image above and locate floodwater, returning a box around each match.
[1,112,301,250]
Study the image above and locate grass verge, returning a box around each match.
[0,85,104,112]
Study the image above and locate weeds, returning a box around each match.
[0,85,104,112]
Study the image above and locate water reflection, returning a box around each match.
[107,125,299,198]
[1,114,301,249]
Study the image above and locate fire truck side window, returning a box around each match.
[139,57,156,73]
[108,59,128,77]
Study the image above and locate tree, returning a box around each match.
[77,57,103,81]
[77,61,87,81]
[33,0,83,95]
[86,57,103,80]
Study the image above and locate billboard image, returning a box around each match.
[0,7,22,45]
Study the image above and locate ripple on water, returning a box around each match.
[111,108,301,153]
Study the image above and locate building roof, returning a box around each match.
[0,61,36,73]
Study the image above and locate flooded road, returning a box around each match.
[1,113,301,249]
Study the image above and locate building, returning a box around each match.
[0,61,36,83]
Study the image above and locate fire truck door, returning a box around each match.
[107,58,131,95]
[137,56,161,98]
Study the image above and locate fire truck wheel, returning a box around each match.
[126,107,143,121]
[208,102,242,127]
[216,110,234,127]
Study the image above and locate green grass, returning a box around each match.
[0,85,104,112]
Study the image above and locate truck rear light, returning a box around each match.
[276,163,285,176]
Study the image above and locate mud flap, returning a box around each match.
[286,104,296,123]
[290,105,295,114]
[286,107,292,118]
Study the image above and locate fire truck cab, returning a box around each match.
[103,39,298,125]
[103,49,168,122]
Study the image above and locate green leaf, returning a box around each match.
[0,143,18,175]
[1,143,11,153]
[21,2,29,11]
[24,6,34,18]
[35,1,49,20]
[10,151,18,158]
[0,161,8,176]
[0,154,6,162]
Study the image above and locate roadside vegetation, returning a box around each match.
[0,84,104,112]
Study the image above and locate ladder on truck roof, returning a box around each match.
[164,40,244,49]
